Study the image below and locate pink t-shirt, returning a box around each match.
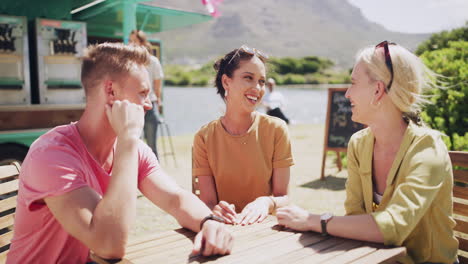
[7,123,159,263]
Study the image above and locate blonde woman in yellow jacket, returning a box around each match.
[276,41,458,264]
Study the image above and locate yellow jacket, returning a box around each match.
[345,122,458,264]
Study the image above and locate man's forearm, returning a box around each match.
[90,138,139,255]
[169,190,212,232]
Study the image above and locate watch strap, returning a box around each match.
[321,218,328,236]
[200,214,225,230]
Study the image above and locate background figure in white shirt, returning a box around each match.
[129,30,164,158]
[263,78,290,124]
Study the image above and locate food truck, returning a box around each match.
[0,0,212,164]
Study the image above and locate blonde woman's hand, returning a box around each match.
[237,197,270,225]
[276,205,313,231]
[212,201,237,224]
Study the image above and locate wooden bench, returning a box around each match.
[450,151,468,264]
[0,162,20,262]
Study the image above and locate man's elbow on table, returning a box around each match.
[85,220,131,259]
[78,215,132,259]
[91,239,127,260]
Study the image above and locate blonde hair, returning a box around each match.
[129,29,152,53]
[81,42,150,96]
[355,44,439,125]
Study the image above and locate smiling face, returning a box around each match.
[111,64,153,112]
[346,60,377,125]
[223,56,266,114]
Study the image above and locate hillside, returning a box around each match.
[150,0,430,67]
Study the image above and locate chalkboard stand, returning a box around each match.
[321,88,347,180]
[321,150,344,180]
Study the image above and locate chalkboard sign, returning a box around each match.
[326,88,364,148]
[321,88,365,179]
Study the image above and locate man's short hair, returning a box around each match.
[81,42,150,96]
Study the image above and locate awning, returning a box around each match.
[71,0,212,41]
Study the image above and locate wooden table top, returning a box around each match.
[110,216,406,264]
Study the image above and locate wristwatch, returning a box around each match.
[320,212,334,236]
[200,214,225,230]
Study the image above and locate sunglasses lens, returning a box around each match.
[375,41,394,91]
[376,40,388,48]
[242,46,254,55]
[256,49,268,59]
[228,45,267,64]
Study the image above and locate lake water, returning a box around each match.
[162,86,330,136]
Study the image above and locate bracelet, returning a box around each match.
[268,196,277,212]
[200,214,225,230]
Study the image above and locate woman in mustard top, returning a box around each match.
[276,41,458,264]
[193,46,294,226]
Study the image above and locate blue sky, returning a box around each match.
[348,0,468,33]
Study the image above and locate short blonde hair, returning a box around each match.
[81,42,150,96]
[355,44,438,123]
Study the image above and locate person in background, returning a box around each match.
[7,43,233,263]
[276,41,458,264]
[193,45,293,226]
[129,29,163,158]
[262,78,290,124]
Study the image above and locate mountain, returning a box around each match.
[151,0,430,67]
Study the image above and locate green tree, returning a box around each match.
[416,22,468,55]
[274,57,302,74]
[268,56,334,75]
[301,60,320,73]
[420,40,468,150]
[283,73,306,84]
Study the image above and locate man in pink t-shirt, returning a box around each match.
[7,43,233,263]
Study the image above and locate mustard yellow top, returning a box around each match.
[193,113,294,212]
[345,122,458,264]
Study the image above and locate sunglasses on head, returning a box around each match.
[227,45,268,64]
[375,40,396,91]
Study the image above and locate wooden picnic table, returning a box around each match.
[106,216,406,264]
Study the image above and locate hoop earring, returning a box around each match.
[370,97,381,107]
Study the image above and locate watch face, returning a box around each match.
[320,212,333,221]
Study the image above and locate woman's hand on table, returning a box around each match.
[276,205,314,231]
[213,201,237,224]
[237,197,271,225]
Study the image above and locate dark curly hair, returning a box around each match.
[213,47,268,100]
